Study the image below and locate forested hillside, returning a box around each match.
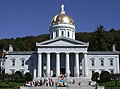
[0,25,120,57]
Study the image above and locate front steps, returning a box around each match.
[21,77,95,89]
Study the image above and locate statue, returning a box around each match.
[61,4,65,14]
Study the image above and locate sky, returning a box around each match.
[0,0,120,39]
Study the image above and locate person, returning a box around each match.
[73,79,75,84]
[78,81,81,86]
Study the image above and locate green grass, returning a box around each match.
[0,81,24,89]
[100,81,120,89]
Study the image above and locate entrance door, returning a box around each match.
[60,68,65,74]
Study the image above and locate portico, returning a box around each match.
[35,4,89,78]
[36,37,89,78]
[37,52,89,78]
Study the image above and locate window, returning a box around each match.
[21,71,24,74]
[90,58,95,66]
[110,60,113,66]
[56,31,57,37]
[68,31,70,37]
[92,71,95,74]
[12,60,15,66]
[92,60,95,66]
[61,31,64,36]
[111,70,114,74]
[10,69,15,74]
[12,70,15,74]
[20,70,24,74]
[21,60,24,66]
[101,60,104,66]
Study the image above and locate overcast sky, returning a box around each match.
[0,0,120,39]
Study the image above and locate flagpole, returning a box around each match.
[1,48,6,74]
[1,49,4,74]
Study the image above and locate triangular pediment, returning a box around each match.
[36,37,89,46]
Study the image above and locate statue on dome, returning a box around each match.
[61,4,65,14]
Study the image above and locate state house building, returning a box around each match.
[4,4,119,79]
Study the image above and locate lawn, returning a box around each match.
[100,80,120,89]
[0,81,24,89]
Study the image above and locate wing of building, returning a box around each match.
[3,4,120,80]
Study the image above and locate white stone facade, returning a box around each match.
[3,4,120,79]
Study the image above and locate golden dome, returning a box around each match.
[51,13,74,25]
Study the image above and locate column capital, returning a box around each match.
[56,52,60,54]
[46,52,51,54]
[65,52,70,54]
[38,53,42,54]
[75,52,79,54]
[84,52,88,54]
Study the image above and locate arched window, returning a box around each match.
[56,31,57,37]
[108,58,114,66]
[99,58,104,66]
[90,58,95,66]
[11,58,16,66]
[68,31,70,37]
[21,60,24,66]
[12,60,15,66]
[61,31,64,36]
[92,60,95,66]
[20,58,25,66]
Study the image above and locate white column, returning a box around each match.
[75,53,79,77]
[46,53,50,77]
[66,53,70,77]
[116,56,119,73]
[82,57,84,77]
[38,53,42,77]
[33,69,36,79]
[53,32,55,39]
[84,53,88,77]
[56,53,60,77]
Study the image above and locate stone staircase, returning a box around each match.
[21,77,95,89]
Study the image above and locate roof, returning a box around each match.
[88,51,120,55]
[6,51,37,55]
[36,36,89,46]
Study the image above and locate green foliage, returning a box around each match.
[111,74,120,80]
[0,81,24,89]
[91,72,99,81]
[100,80,120,89]
[23,72,32,82]
[100,71,111,82]
[13,71,23,82]
[0,26,120,57]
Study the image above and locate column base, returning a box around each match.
[46,73,50,77]
[75,73,79,77]
[66,73,70,77]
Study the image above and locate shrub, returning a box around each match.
[13,71,23,82]
[23,72,32,82]
[91,72,99,81]
[100,71,111,82]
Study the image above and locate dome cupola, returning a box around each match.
[50,4,76,40]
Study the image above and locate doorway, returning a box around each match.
[60,68,65,74]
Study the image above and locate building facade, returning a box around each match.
[4,4,119,79]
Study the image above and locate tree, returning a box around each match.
[100,71,111,82]
[89,25,109,51]
[91,72,99,81]
[23,72,32,82]
[111,74,120,86]
[13,71,23,82]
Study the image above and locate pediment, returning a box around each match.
[36,37,89,46]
